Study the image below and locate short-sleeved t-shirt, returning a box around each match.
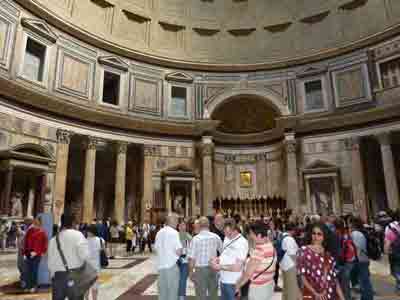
[219,235,249,284]
[385,221,400,243]
[250,242,276,287]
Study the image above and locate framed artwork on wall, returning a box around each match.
[240,171,252,187]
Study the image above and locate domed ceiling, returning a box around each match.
[25,0,400,70]
[211,96,278,135]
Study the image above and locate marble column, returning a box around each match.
[350,137,368,221]
[26,177,36,217]
[201,136,214,216]
[142,145,155,223]
[165,180,171,213]
[2,166,13,215]
[285,133,300,214]
[53,129,72,224]
[82,136,99,224]
[191,181,196,216]
[377,133,400,211]
[114,142,128,225]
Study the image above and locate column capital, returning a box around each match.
[201,143,214,157]
[349,137,362,151]
[83,136,102,150]
[56,129,73,144]
[285,140,297,154]
[115,141,129,154]
[143,144,160,157]
[375,132,392,146]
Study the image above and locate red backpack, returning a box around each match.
[340,237,358,263]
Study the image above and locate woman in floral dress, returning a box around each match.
[297,223,345,300]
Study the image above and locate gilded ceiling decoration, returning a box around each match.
[211,96,278,134]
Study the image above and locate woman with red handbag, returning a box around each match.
[297,223,345,300]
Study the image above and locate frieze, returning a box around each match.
[144,144,161,157]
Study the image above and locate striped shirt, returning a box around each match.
[188,230,222,267]
[250,242,276,286]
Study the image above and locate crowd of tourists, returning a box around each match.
[1,208,400,300]
[155,210,400,300]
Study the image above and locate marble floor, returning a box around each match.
[0,248,398,300]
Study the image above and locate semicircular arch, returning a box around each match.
[11,143,55,160]
[205,87,290,117]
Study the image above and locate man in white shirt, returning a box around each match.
[154,213,182,300]
[211,218,248,300]
[280,223,299,300]
[48,214,89,300]
[188,216,222,300]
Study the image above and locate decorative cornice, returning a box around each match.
[21,18,58,43]
[98,56,129,72]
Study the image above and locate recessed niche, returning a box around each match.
[339,0,368,10]
[193,28,219,36]
[264,22,292,33]
[300,11,330,24]
[228,28,256,36]
[23,38,46,82]
[102,71,120,106]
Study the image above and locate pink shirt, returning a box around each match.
[384,221,400,242]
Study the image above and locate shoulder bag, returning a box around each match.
[55,234,98,298]
[99,238,109,268]
[239,250,276,298]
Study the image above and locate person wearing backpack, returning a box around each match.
[336,220,358,300]
[384,211,400,296]
[350,217,374,300]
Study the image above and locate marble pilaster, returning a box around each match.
[285,133,300,214]
[114,142,128,224]
[201,136,214,216]
[377,133,400,211]
[350,137,368,221]
[82,136,100,224]
[142,145,155,222]
[53,129,72,224]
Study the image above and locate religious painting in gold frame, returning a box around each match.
[240,171,253,187]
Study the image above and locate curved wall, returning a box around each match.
[15,0,400,71]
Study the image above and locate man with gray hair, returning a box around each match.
[188,216,222,300]
[154,213,182,300]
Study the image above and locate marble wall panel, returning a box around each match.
[0,3,17,73]
[130,75,162,115]
[55,41,96,100]
[336,68,365,104]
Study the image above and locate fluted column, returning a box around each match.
[191,181,196,216]
[82,136,100,224]
[165,180,171,213]
[201,136,214,216]
[114,142,128,224]
[53,129,72,224]
[350,137,368,221]
[1,166,13,215]
[377,133,400,211]
[285,133,300,214]
[142,145,155,222]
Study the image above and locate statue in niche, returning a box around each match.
[203,107,210,119]
[10,193,23,217]
[174,194,184,214]
[309,177,334,216]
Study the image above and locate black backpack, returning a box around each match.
[388,223,400,261]
[362,229,382,261]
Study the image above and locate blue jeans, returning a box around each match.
[220,283,236,300]
[357,261,374,300]
[26,256,41,289]
[178,262,189,297]
[389,256,400,291]
[338,262,355,300]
